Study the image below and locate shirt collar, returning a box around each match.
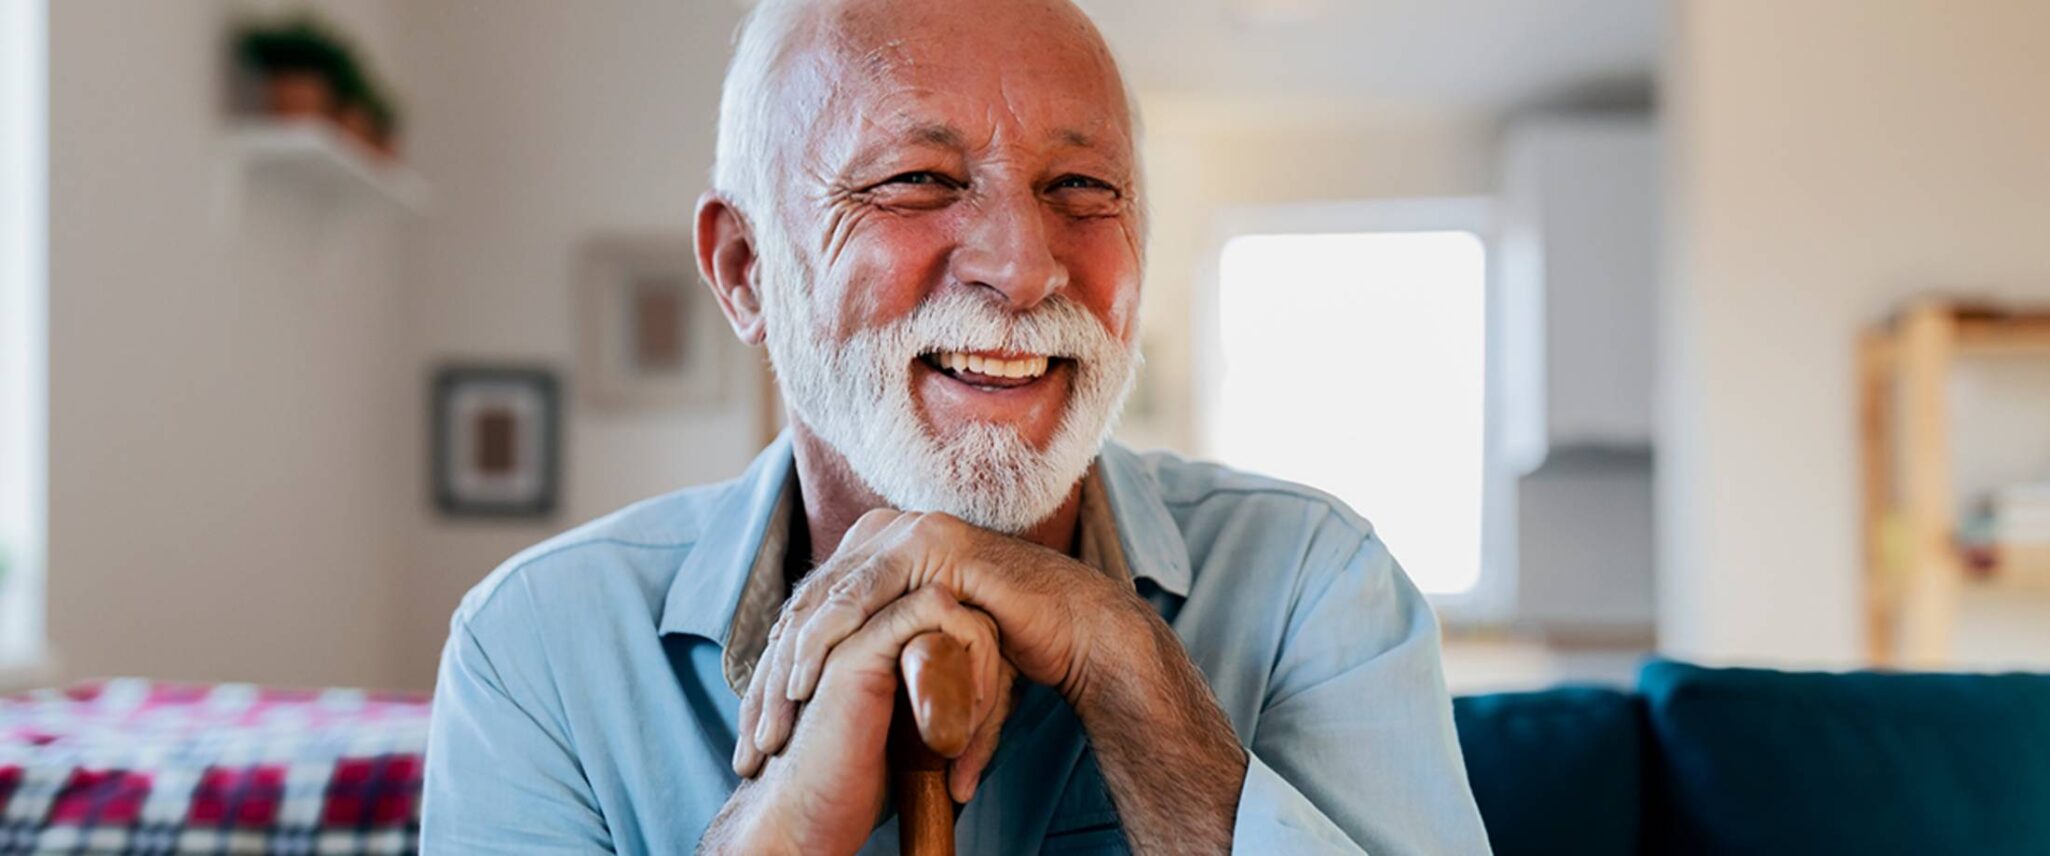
[1093,441,1194,598]
[656,432,1194,651]
[657,431,797,642]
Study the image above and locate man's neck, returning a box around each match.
[787,420,1083,573]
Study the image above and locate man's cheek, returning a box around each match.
[836,228,952,321]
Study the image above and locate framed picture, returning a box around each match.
[432,365,560,517]
[577,235,740,410]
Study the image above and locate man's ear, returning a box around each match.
[694,191,768,346]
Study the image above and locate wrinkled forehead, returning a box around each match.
[781,0,1135,168]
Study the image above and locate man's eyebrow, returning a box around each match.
[838,123,965,178]
[900,124,1096,150]
[907,123,965,148]
[838,123,1120,178]
[1054,128,1094,149]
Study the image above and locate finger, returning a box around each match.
[950,661,1017,803]
[818,586,993,702]
[781,520,875,619]
[737,608,803,771]
[787,550,912,702]
[773,507,898,639]
[844,506,904,550]
[731,644,770,777]
[948,607,1005,799]
[751,614,801,759]
[785,513,934,702]
[769,509,910,702]
[967,608,1001,731]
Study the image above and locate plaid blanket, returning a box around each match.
[0,680,428,855]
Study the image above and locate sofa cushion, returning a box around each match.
[1639,659,2050,856]
[1454,686,1645,856]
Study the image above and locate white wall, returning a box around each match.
[388,0,766,689]
[43,0,768,692]
[1661,0,2050,665]
[47,0,412,688]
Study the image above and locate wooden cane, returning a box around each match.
[891,632,974,856]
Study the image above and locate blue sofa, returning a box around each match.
[1452,659,2050,856]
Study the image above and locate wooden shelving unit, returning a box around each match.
[1860,300,2050,666]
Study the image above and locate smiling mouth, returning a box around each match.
[919,350,1066,390]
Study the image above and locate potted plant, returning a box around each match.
[330,53,378,149]
[234,16,348,119]
[330,58,403,158]
[364,86,403,158]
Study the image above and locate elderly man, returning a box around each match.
[422,0,1489,853]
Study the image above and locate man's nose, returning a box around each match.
[948,193,1069,309]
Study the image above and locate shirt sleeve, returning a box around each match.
[1229,532,1493,856]
[421,617,615,854]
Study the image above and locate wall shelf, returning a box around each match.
[221,118,428,217]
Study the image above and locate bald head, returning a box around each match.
[712,0,1140,230]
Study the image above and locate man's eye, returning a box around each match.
[1050,174,1116,194]
[883,171,957,188]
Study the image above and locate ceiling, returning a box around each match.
[1076,0,1664,116]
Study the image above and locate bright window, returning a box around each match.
[1209,223,1488,596]
[1,0,48,670]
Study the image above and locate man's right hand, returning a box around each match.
[700,585,1011,855]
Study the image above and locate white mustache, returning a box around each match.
[884,290,1116,364]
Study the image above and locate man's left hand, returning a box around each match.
[740,509,1153,766]
[739,508,1250,851]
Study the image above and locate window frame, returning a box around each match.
[1195,196,1515,624]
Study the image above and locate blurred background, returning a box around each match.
[3,0,2050,697]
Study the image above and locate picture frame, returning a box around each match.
[431,365,561,518]
[576,235,739,411]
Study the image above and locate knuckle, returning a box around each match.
[855,507,899,532]
[916,584,955,610]
[918,511,955,536]
[827,568,870,600]
[786,577,828,612]
[819,587,863,618]
[773,595,813,632]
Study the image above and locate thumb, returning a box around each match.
[948,664,1017,804]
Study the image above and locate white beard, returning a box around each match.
[757,233,1139,534]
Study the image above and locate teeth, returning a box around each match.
[930,352,1050,380]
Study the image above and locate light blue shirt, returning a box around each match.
[422,434,1491,854]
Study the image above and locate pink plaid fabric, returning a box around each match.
[0,679,428,855]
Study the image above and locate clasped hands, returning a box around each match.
[718,508,1149,854]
